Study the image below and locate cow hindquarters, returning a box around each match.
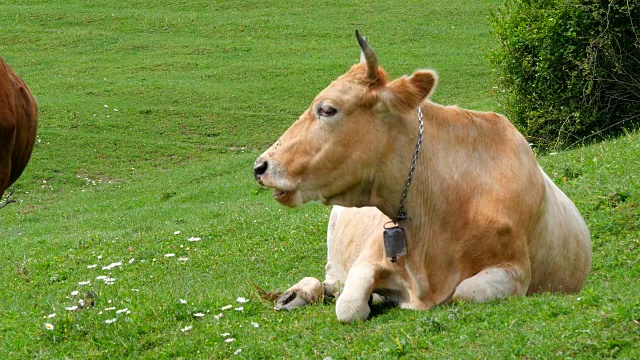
[527,173,591,294]
[452,264,530,303]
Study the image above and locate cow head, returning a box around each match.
[254,31,437,211]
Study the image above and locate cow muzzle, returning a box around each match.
[252,156,303,207]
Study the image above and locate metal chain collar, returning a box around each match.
[394,106,424,224]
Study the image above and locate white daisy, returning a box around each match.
[181,325,192,332]
[44,323,54,331]
[102,262,122,270]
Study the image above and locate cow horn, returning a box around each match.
[355,30,378,81]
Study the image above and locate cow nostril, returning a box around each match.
[253,159,268,178]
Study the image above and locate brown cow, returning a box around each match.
[253,32,591,323]
[0,57,38,206]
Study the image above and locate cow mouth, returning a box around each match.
[273,189,297,206]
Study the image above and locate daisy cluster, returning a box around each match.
[43,232,202,332]
[179,296,257,355]
[43,254,136,330]
[76,175,113,188]
[43,231,261,356]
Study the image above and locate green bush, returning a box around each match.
[490,0,640,150]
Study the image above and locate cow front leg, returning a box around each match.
[274,277,323,311]
[0,185,16,208]
[335,263,379,323]
[452,265,529,303]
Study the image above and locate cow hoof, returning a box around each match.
[274,277,322,311]
[274,290,311,310]
[336,296,370,323]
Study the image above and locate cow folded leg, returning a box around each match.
[335,263,379,323]
[452,265,529,303]
[274,277,323,311]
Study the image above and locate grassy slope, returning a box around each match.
[1,0,638,358]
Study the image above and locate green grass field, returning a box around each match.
[1,1,639,358]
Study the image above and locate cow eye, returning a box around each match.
[317,104,338,118]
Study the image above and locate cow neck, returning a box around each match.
[382,106,424,263]
[394,106,424,224]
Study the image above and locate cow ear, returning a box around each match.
[381,70,437,113]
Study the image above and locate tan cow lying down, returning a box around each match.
[253,31,591,323]
[0,57,38,206]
